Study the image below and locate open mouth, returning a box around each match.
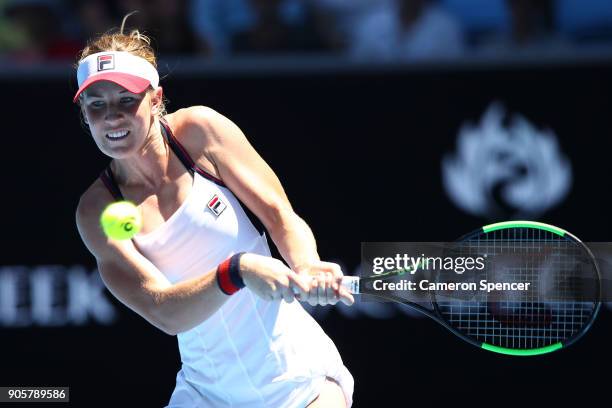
[106,130,129,141]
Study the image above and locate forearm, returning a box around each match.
[150,268,229,335]
[152,254,247,335]
[268,209,320,271]
[150,251,315,333]
[267,210,355,306]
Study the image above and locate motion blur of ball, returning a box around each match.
[100,201,142,240]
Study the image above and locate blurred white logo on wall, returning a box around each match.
[442,102,572,219]
[0,265,117,328]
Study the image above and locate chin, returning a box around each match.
[102,145,137,159]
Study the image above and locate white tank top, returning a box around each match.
[103,121,353,407]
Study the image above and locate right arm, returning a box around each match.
[75,185,309,335]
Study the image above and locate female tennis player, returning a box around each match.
[74,21,354,408]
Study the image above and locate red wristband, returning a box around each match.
[216,253,245,295]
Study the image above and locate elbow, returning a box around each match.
[146,307,180,336]
[154,314,182,336]
[144,290,181,336]
[151,312,193,336]
[162,327,179,337]
[145,291,204,336]
[157,324,178,336]
[155,316,201,336]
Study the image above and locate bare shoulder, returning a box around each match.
[75,178,117,258]
[164,107,246,176]
[165,106,242,148]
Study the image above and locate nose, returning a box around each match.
[104,104,123,124]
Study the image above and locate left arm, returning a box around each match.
[183,106,353,305]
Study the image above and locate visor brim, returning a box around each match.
[73,72,151,103]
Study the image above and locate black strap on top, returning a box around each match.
[159,118,226,187]
[98,119,266,235]
[99,165,124,201]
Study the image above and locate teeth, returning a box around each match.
[107,130,128,139]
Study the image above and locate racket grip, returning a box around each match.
[341,276,360,294]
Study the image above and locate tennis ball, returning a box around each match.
[100,201,142,240]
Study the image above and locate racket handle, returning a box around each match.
[292,276,360,295]
[341,276,360,294]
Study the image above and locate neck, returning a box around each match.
[111,117,171,190]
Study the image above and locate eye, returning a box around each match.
[120,96,135,103]
[89,100,105,108]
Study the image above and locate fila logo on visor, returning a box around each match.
[207,195,227,217]
[97,54,115,71]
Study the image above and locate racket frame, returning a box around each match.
[347,221,602,356]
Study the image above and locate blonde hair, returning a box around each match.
[75,12,167,117]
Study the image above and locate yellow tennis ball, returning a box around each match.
[100,201,142,240]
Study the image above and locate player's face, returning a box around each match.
[80,81,160,159]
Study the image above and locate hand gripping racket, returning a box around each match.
[342,221,601,356]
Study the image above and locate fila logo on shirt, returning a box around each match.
[207,194,227,217]
[97,54,115,71]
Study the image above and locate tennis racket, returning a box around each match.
[342,221,601,356]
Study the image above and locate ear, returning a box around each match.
[150,86,163,114]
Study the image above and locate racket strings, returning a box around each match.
[437,227,598,349]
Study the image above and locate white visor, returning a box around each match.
[73,51,159,102]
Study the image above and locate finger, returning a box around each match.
[324,273,337,305]
[317,273,329,306]
[338,286,355,306]
[288,270,310,295]
[316,261,344,279]
[290,277,310,302]
[328,271,340,299]
[308,276,319,306]
[316,263,344,297]
[268,280,283,301]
